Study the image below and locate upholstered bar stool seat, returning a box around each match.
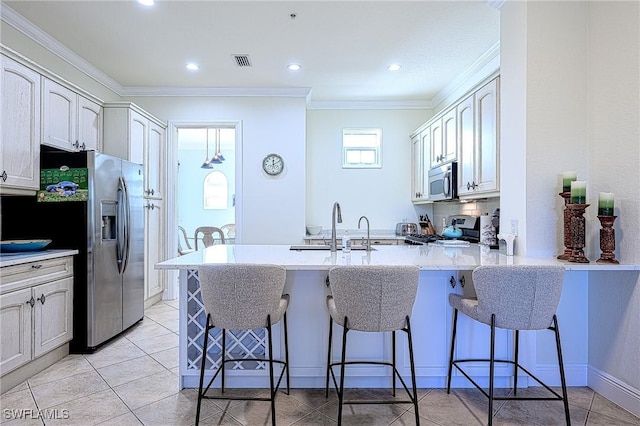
[325,265,421,425]
[447,265,570,426]
[195,264,290,425]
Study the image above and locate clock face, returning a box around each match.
[263,154,284,176]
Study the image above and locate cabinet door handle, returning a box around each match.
[459,276,466,288]
[1,170,7,182]
[81,142,86,150]
[26,296,35,308]
[449,276,456,289]
[467,182,471,190]
[472,181,477,189]
[150,189,155,196]
[37,294,46,305]
[31,264,43,270]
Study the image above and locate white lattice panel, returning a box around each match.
[186,270,267,371]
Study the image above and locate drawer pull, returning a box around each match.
[31,264,43,270]
[37,294,46,305]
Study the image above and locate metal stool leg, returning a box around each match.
[392,330,397,397]
[489,314,496,426]
[447,309,459,393]
[337,317,349,426]
[553,315,571,426]
[514,329,520,395]
[283,312,290,395]
[266,315,277,426]
[325,317,333,398]
[195,314,211,426]
[406,316,420,425]
[221,328,226,393]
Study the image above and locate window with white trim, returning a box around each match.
[203,171,228,209]
[342,128,382,168]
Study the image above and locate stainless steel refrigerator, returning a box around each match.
[37,149,144,352]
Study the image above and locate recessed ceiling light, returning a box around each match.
[388,64,401,71]
[137,0,155,6]
[186,63,199,71]
[287,63,302,71]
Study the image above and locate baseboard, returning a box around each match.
[588,366,640,417]
[534,363,588,386]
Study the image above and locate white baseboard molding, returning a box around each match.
[588,366,640,418]
[534,363,588,387]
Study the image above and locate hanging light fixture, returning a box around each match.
[216,128,225,161]
[210,127,223,164]
[201,129,214,169]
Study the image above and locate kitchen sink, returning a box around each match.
[289,245,375,251]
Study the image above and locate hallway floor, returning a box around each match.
[1,300,638,425]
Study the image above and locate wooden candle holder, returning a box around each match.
[557,192,572,260]
[567,203,590,263]
[597,215,619,264]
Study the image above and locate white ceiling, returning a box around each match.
[2,1,501,107]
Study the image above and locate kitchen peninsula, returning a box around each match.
[156,244,638,391]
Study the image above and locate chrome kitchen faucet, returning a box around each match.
[331,202,342,252]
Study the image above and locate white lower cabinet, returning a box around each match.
[0,288,33,374]
[33,277,73,357]
[144,199,165,304]
[0,256,74,376]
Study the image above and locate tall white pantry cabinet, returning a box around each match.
[102,102,167,307]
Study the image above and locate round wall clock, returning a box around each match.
[262,153,284,176]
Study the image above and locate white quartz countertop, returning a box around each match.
[0,249,79,267]
[156,244,639,271]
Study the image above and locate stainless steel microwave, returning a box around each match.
[428,161,458,201]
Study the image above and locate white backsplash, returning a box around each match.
[433,198,500,233]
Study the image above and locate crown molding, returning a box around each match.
[430,40,500,110]
[486,0,507,11]
[121,86,312,98]
[307,100,433,110]
[1,3,124,95]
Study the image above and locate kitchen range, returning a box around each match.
[404,214,480,245]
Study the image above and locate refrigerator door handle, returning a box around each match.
[120,176,131,274]
[116,177,125,274]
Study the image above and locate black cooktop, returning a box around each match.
[404,233,479,245]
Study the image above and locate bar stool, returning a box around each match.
[446,265,570,426]
[195,264,290,425]
[325,265,420,425]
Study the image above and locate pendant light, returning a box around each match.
[210,127,223,164]
[216,128,225,161]
[201,129,214,169]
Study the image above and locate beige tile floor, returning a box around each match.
[2,300,639,425]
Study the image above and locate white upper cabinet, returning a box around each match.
[410,124,432,203]
[103,102,166,200]
[457,77,500,198]
[0,55,41,194]
[42,78,102,152]
[430,109,457,168]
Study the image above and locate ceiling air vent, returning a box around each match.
[232,54,252,67]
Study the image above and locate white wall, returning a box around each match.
[585,0,640,408]
[124,96,307,245]
[501,0,640,413]
[305,109,428,231]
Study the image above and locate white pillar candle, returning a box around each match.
[598,192,614,215]
[561,171,577,192]
[570,181,586,204]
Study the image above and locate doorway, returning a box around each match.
[165,121,242,299]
